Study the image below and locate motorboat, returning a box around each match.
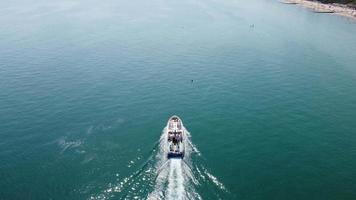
[167,116,185,159]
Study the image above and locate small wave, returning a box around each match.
[203,168,227,191]
[58,137,83,154]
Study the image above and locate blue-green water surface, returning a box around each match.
[1,0,356,199]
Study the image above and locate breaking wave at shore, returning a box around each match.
[281,0,356,19]
[89,125,227,200]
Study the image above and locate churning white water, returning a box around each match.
[90,122,226,200]
[147,125,201,200]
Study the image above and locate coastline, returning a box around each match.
[281,0,356,20]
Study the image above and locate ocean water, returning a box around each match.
[1,0,356,199]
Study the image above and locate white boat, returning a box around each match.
[167,116,185,159]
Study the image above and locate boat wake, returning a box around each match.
[89,124,228,200]
[146,126,201,200]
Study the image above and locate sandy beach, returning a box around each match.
[281,0,356,20]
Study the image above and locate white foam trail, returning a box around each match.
[166,159,185,200]
[147,124,201,200]
[89,121,227,200]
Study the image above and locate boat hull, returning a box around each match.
[166,115,185,159]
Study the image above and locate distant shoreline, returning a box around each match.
[281,0,356,20]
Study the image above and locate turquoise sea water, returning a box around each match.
[1,0,356,199]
